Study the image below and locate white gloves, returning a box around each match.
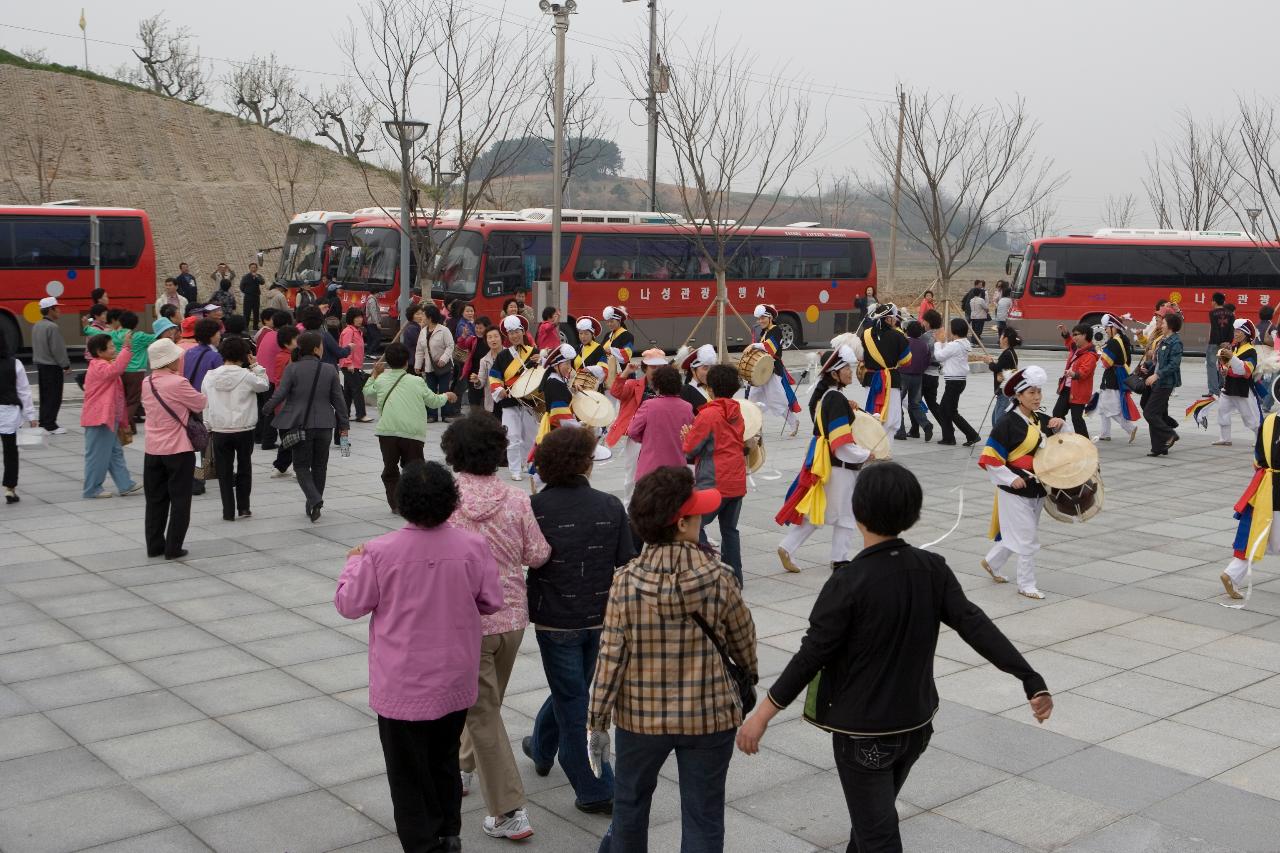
[587,729,611,778]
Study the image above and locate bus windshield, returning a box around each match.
[428,229,484,299]
[337,226,402,291]
[1009,247,1031,298]
[278,224,327,284]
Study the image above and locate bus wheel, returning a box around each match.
[0,314,17,355]
[776,313,803,350]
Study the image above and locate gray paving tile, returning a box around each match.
[44,690,206,743]
[10,663,158,710]
[998,691,1156,744]
[0,784,173,853]
[77,826,212,853]
[936,776,1125,850]
[93,624,224,663]
[0,601,48,627]
[269,725,386,787]
[86,719,256,780]
[1195,635,1280,673]
[0,712,75,762]
[1058,814,1244,853]
[164,591,278,623]
[1142,780,1280,851]
[6,573,116,600]
[897,812,1035,853]
[0,683,34,718]
[1048,632,1178,668]
[930,715,1089,775]
[241,627,367,667]
[219,695,374,750]
[169,668,323,717]
[186,790,385,853]
[1103,720,1267,778]
[135,752,317,822]
[1172,696,1280,748]
[1026,744,1202,811]
[34,588,149,619]
[1135,651,1273,693]
[58,604,185,639]
[0,640,118,683]
[650,805,818,853]
[1213,747,1280,802]
[284,652,370,693]
[1107,616,1230,650]
[0,746,122,811]
[1073,671,1218,717]
[0,619,81,654]
[200,609,320,643]
[131,646,270,687]
[898,746,1010,810]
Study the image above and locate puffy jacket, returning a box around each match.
[682,398,747,498]
[202,364,270,432]
[606,374,647,447]
[1058,337,1099,405]
[529,475,634,629]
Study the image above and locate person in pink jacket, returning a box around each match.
[628,365,694,482]
[336,460,503,853]
[80,331,139,500]
[339,307,372,422]
[141,338,208,560]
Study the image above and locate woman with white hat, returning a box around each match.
[1213,318,1262,447]
[976,365,1065,599]
[573,316,608,381]
[676,343,718,414]
[141,338,209,559]
[1095,314,1140,443]
[748,304,801,436]
[488,315,540,481]
[600,306,634,366]
[775,345,872,572]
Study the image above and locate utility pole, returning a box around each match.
[383,119,429,324]
[79,9,89,71]
[646,0,659,212]
[542,0,576,318]
[887,83,906,293]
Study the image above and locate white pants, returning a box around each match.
[621,438,641,504]
[1225,510,1280,586]
[1096,389,1137,439]
[1218,394,1260,442]
[779,520,857,566]
[779,468,859,565]
[500,406,538,475]
[985,491,1044,593]
[749,376,799,431]
[874,388,902,436]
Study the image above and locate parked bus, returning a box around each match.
[0,205,156,352]
[275,211,354,304]
[335,210,876,350]
[1006,229,1280,346]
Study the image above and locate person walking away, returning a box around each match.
[628,366,694,481]
[31,296,70,435]
[681,365,748,583]
[1051,323,1098,437]
[299,306,351,366]
[440,414,552,841]
[933,318,981,446]
[336,461,504,853]
[526,427,632,814]
[267,326,300,475]
[919,309,946,435]
[0,335,36,503]
[988,326,1021,431]
[1213,318,1262,447]
[590,466,757,853]
[968,285,990,339]
[262,331,349,521]
[183,319,224,494]
[1208,291,1233,396]
[339,308,372,423]
[240,263,264,329]
[81,333,140,500]
[1096,315,1140,443]
[1144,312,1183,456]
[364,343,453,513]
[994,282,1013,337]
[202,336,268,521]
[900,321,933,441]
[141,339,206,558]
[737,462,1052,853]
[416,306,456,424]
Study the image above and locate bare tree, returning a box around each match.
[18,46,48,64]
[1143,111,1234,230]
[225,54,301,131]
[301,83,378,159]
[862,89,1064,319]
[1102,192,1138,228]
[806,169,860,227]
[258,134,332,225]
[1021,197,1060,242]
[2,129,68,204]
[131,13,208,102]
[541,59,615,198]
[622,23,825,356]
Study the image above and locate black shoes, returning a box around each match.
[522,736,551,777]
[923,427,934,442]
[308,502,324,523]
[893,431,908,441]
[937,439,957,446]
[575,799,613,815]
[963,435,981,447]
[1147,450,1168,457]
[165,549,189,561]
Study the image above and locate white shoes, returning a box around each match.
[483,808,533,840]
[460,770,473,796]
[511,471,524,482]
[46,427,67,435]
[1018,589,1045,600]
[119,483,142,497]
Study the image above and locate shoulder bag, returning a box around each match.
[280,361,323,450]
[148,376,209,452]
[689,611,757,714]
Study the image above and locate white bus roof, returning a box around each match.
[352,207,522,221]
[290,211,354,224]
[1091,227,1257,241]
[518,208,688,225]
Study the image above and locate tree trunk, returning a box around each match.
[715,267,728,361]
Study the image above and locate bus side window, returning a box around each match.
[1030,250,1064,297]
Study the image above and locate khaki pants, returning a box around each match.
[459,629,525,816]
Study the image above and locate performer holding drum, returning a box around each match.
[1095,314,1141,444]
[860,304,912,436]
[1221,411,1280,600]
[1213,319,1262,447]
[489,315,541,482]
[747,304,802,436]
[573,316,608,381]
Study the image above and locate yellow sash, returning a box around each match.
[502,346,534,385]
[988,416,1043,541]
[794,407,834,527]
[1246,415,1277,561]
[862,328,892,424]
[574,341,600,370]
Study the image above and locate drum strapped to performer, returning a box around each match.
[1045,473,1105,523]
[851,409,892,461]
[737,347,776,387]
[571,368,601,394]
[511,365,547,414]
[571,389,615,428]
[1035,432,1103,525]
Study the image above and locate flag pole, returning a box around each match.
[79,9,88,72]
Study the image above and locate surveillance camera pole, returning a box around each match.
[546,3,573,319]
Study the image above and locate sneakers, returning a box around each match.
[521,736,551,777]
[483,808,534,840]
[511,471,524,482]
[119,483,142,497]
[1212,440,1233,447]
[89,491,114,499]
[4,487,17,504]
[45,427,67,436]
[460,770,473,796]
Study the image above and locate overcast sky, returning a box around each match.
[10,0,1279,232]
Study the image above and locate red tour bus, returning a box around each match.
[0,205,156,352]
[275,211,354,304]
[1007,229,1280,346]
[335,209,877,350]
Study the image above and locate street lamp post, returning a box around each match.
[1247,207,1263,239]
[624,0,659,212]
[382,118,429,325]
[541,0,576,320]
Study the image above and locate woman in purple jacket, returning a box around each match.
[627,365,694,481]
[336,460,503,853]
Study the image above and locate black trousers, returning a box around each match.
[243,296,260,329]
[2,432,16,489]
[256,385,276,448]
[1144,386,1177,451]
[378,711,468,851]
[938,379,979,443]
[920,374,946,429]
[342,369,368,419]
[143,452,195,558]
[36,363,64,431]
[1052,388,1088,437]
[378,435,425,512]
[212,430,254,519]
[291,428,331,511]
[834,724,932,853]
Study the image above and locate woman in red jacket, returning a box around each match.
[1052,322,1098,438]
[681,364,748,583]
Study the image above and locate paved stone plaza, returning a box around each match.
[3,352,1280,852]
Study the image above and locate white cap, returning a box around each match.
[38,296,58,310]
[1012,364,1049,394]
[693,344,718,369]
[1101,313,1124,330]
[545,343,577,368]
[822,344,859,375]
[501,315,525,332]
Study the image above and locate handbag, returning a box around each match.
[280,361,323,450]
[148,376,209,452]
[689,612,757,714]
[1124,371,1147,393]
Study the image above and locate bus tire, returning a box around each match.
[776,313,803,350]
[0,313,18,355]
[1080,313,1104,330]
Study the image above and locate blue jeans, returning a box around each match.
[991,393,1010,430]
[426,367,454,421]
[1207,342,1223,395]
[83,424,134,498]
[598,728,735,853]
[699,496,743,584]
[530,628,614,806]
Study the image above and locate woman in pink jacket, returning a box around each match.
[80,332,139,499]
[628,365,694,482]
[441,413,551,841]
[336,460,503,853]
[140,338,208,560]
[339,307,372,423]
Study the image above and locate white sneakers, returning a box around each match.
[511,471,524,482]
[119,483,142,497]
[483,808,533,840]
[45,427,67,436]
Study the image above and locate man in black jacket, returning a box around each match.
[524,426,633,814]
[737,462,1052,853]
[1207,291,1233,396]
[239,262,265,329]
